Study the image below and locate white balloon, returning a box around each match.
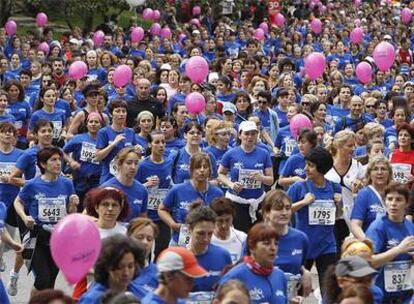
[126,0,145,7]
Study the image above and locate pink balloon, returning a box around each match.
[190,18,201,27]
[290,114,312,139]
[401,8,412,24]
[113,65,132,88]
[36,12,48,27]
[69,61,88,80]
[143,8,154,21]
[160,27,171,39]
[304,52,326,81]
[93,30,105,47]
[38,42,50,56]
[4,20,16,37]
[253,28,265,41]
[350,27,363,44]
[319,5,327,14]
[185,92,206,114]
[355,62,372,84]
[327,3,334,9]
[150,23,161,36]
[192,6,201,16]
[51,214,101,284]
[311,18,323,34]
[131,27,145,43]
[185,56,209,84]
[259,22,269,34]
[179,33,187,42]
[373,41,395,71]
[274,13,285,27]
[354,0,361,7]
[153,10,161,21]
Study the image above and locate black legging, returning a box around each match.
[334,219,349,255]
[31,228,59,290]
[305,252,337,298]
[154,220,170,258]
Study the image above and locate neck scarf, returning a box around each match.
[244,255,273,276]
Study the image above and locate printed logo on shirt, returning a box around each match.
[294,168,305,176]
[387,239,400,249]
[254,163,264,168]
[369,205,385,214]
[250,288,265,301]
[275,290,285,297]
[18,109,26,112]
[179,163,189,171]
[179,201,191,210]
[292,249,303,256]
[234,162,243,170]
[133,199,143,205]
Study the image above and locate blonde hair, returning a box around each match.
[210,120,233,146]
[365,156,392,185]
[363,122,385,138]
[327,130,355,156]
[341,237,374,259]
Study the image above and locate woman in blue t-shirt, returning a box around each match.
[14,147,78,293]
[136,131,173,256]
[28,86,67,146]
[350,156,392,240]
[261,189,312,301]
[160,116,185,159]
[184,203,232,302]
[134,111,154,155]
[96,99,138,183]
[287,146,342,296]
[102,147,148,222]
[63,112,103,207]
[218,120,273,233]
[159,152,223,245]
[220,223,288,304]
[367,182,414,303]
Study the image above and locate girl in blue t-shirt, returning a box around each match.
[134,111,154,155]
[367,182,414,303]
[102,147,148,222]
[350,156,391,240]
[185,203,232,302]
[160,116,185,159]
[136,131,174,256]
[14,147,78,293]
[29,86,67,146]
[96,99,138,183]
[159,152,223,245]
[287,147,341,296]
[63,112,103,207]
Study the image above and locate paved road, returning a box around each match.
[2,249,320,303]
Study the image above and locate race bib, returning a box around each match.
[308,200,336,226]
[285,138,296,157]
[238,169,262,189]
[0,162,14,183]
[80,142,99,164]
[384,260,413,293]
[13,121,22,130]
[285,273,301,300]
[147,188,168,211]
[38,197,67,223]
[187,291,214,304]
[392,164,412,184]
[52,121,62,139]
[109,158,117,176]
[178,224,190,247]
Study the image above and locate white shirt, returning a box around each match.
[99,222,127,239]
[211,227,247,264]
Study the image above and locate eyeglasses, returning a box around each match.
[257,99,268,104]
[365,104,375,108]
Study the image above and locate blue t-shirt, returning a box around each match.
[141,292,186,304]
[15,145,43,180]
[280,153,306,179]
[274,106,288,128]
[366,216,414,300]
[19,176,75,225]
[101,177,148,222]
[172,148,218,184]
[351,186,385,231]
[0,113,16,124]
[165,138,185,159]
[29,109,67,140]
[385,126,397,149]
[0,148,24,208]
[79,282,146,304]
[276,227,310,276]
[275,126,298,167]
[287,179,341,259]
[163,181,223,242]
[333,114,374,134]
[63,133,102,192]
[221,146,272,199]
[96,126,138,183]
[220,263,288,304]
[131,263,158,294]
[136,157,174,221]
[193,244,232,292]
[7,100,31,144]
[326,104,350,129]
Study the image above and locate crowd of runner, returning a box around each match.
[0,0,413,303]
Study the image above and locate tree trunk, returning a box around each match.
[0,0,12,27]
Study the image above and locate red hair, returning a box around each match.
[246,223,279,254]
[84,187,129,220]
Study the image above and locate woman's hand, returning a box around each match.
[397,236,414,255]
[145,176,160,188]
[69,159,81,170]
[231,182,243,193]
[303,193,315,205]
[24,215,35,230]
[334,193,342,206]
[113,134,126,145]
[10,240,23,253]
[69,195,79,213]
